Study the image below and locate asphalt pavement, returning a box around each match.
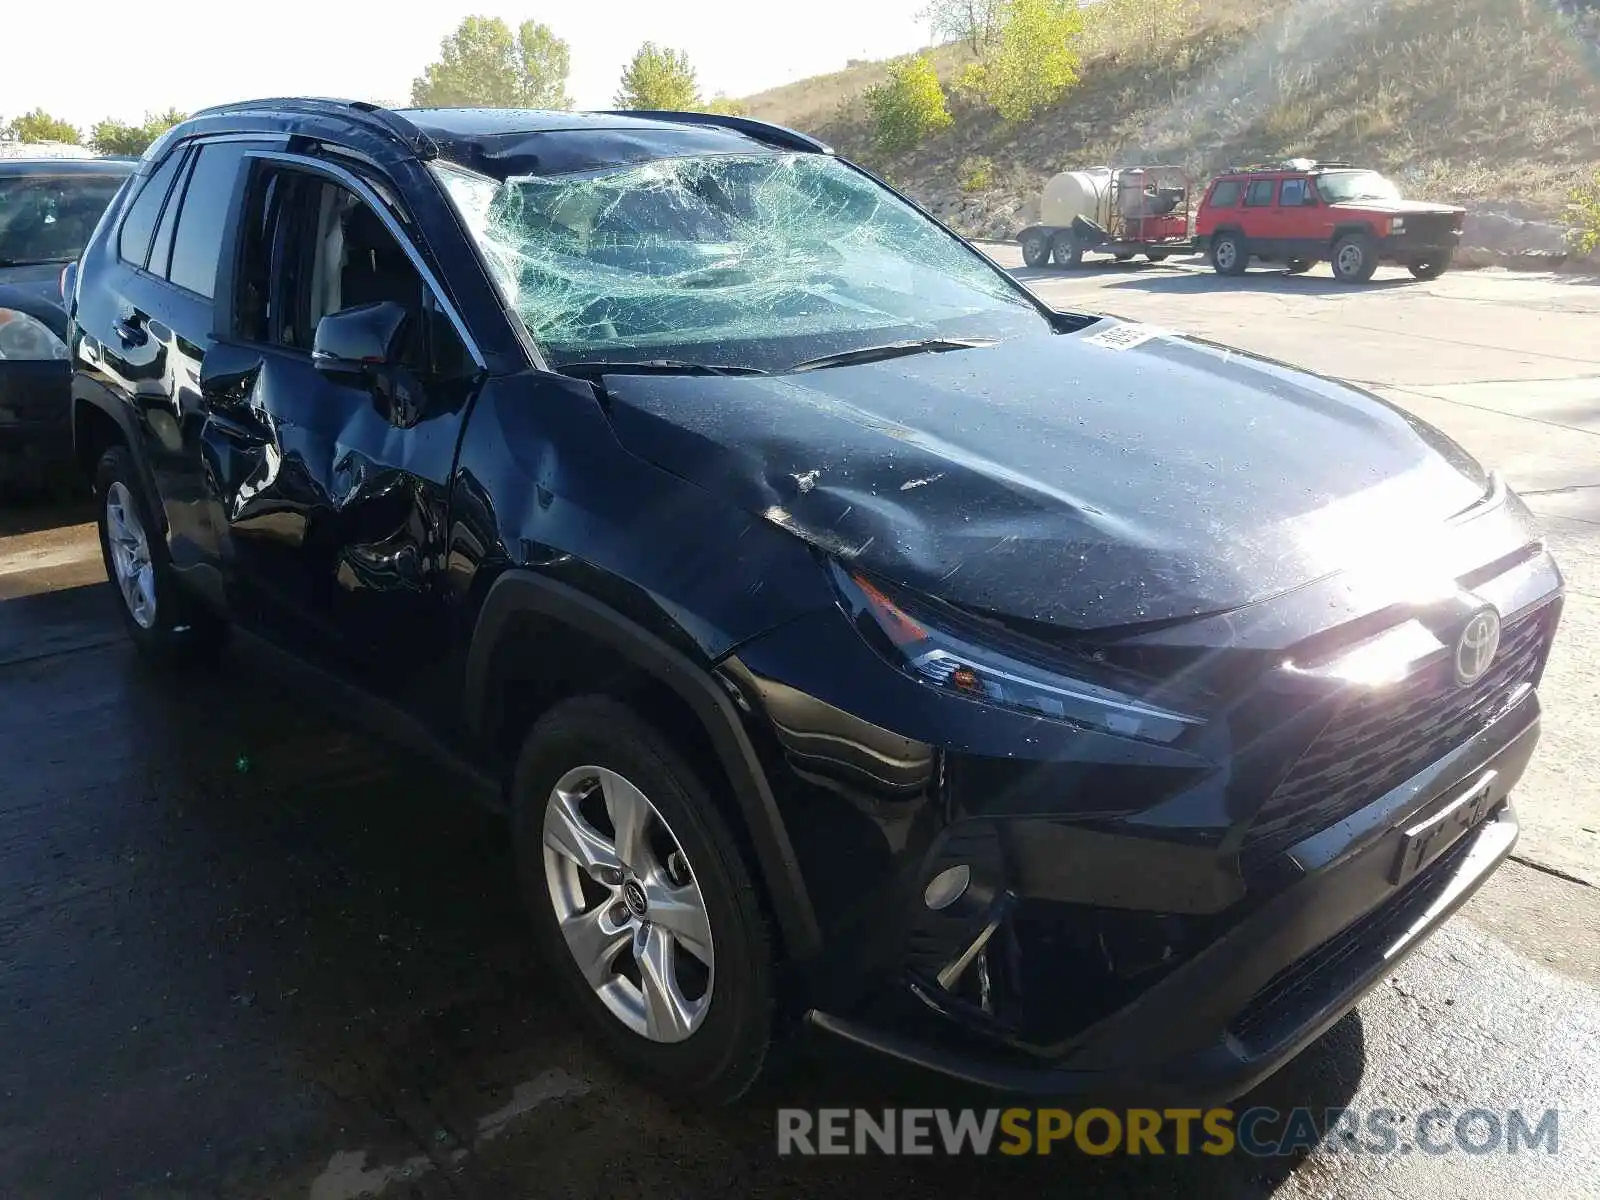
[2,258,1599,1198]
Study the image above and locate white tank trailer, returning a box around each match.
[1017,164,1194,270]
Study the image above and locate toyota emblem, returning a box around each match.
[1453,607,1501,686]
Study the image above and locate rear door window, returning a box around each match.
[1244,180,1275,206]
[117,151,186,267]
[166,142,253,298]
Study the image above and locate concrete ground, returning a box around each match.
[2,260,1599,1197]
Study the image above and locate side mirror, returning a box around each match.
[312,301,427,427]
[311,301,409,376]
[1302,193,1320,206]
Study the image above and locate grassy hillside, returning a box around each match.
[743,0,1600,228]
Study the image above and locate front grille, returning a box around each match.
[1396,213,1459,245]
[1245,603,1555,858]
[1229,829,1476,1044]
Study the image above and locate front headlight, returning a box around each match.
[832,566,1204,744]
[0,309,69,361]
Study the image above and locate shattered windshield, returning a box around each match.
[431,153,1046,372]
[1315,171,1402,204]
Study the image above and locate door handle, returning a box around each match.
[113,315,148,348]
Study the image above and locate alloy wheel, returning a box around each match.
[1336,242,1364,277]
[105,481,157,629]
[542,764,715,1043]
[1215,239,1237,271]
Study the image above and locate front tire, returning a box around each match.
[512,695,773,1103]
[1409,254,1451,280]
[1210,232,1247,276]
[94,446,226,665]
[1332,233,1380,283]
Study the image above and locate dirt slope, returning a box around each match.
[743,0,1600,242]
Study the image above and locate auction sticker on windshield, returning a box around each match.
[1081,322,1171,351]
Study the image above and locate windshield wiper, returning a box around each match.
[786,337,997,374]
[556,359,767,380]
[0,256,71,269]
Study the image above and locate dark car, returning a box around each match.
[1194,160,1465,283]
[0,156,135,491]
[66,100,1560,1104]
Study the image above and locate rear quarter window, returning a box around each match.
[117,151,186,268]
[1207,179,1242,208]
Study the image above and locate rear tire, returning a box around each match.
[1052,231,1084,269]
[94,446,226,666]
[511,695,773,1104]
[1020,230,1052,268]
[1210,232,1247,276]
[1285,258,1313,274]
[1331,233,1379,283]
[1409,254,1451,280]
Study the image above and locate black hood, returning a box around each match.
[599,321,1491,631]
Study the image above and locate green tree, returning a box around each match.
[698,95,747,117]
[614,43,700,110]
[966,0,1083,122]
[89,108,187,156]
[411,16,572,109]
[1569,169,1600,255]
[919,0,1002,53]
[863,53,953,153]
[8,108,82,144]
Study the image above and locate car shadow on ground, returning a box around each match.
[1095,269,1419,297]
[0,588,1365,1197]
[1008,258,1199,286]
[0,491,94,538]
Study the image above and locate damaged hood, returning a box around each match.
[598,323,1491,630]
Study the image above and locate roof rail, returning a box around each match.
[588,109,832,155]
[186,97,437,158]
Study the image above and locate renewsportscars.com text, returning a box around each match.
[776,1106,1561,1157]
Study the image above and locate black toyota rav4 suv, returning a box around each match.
[66,99,1561,1103]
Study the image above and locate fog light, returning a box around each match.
[924,864,971,911]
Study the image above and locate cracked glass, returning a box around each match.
[432,152,1046,371]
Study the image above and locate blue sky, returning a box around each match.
[4,1,932,133]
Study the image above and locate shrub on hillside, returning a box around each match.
[1569,170,1600,254]
[965,0,1084,122]
[863,54,953,153]
[960,155,996,191]
[1080,0,1198,59]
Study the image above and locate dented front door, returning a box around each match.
[197,341,462,695]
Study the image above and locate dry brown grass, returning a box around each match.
[742,0,1600,217]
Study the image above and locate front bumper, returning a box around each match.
[807,707,1534,1104]
[1377,229,1462,260]
[0,360,73,487]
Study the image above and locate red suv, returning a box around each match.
[1194,161,1465,283]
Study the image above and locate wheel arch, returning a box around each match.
[1331,221,1377,245]
[464,569,824,961]
[71,379,162,528]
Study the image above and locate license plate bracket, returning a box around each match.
[1389,771,1497,887]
